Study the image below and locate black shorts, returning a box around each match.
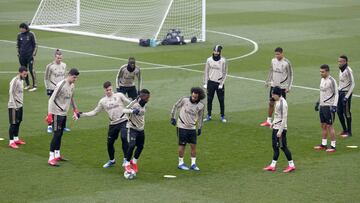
[177,128,197,145]
[8,107,23,125]
[269,87,286,100]
[319,106,335,125]
[108,121,127,141]
[127,128,145,146]
[117,86,138,100]
[52,115,67,132]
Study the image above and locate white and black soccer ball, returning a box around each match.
[123,169,136,180]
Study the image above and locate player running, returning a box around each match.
[171,87,205,171]
[8,66,28,149]
[47,68,80,166]
[261,47,293,127]
[123,89,150,174]
[116,57,142,100]
[77,81,132,168]
[314,64,338,152]
[263,86,295,173]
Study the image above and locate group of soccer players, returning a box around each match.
[7,22,355,177]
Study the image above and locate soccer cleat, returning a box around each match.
[15,139,26,145]
[283,166,296,173]
[103,160,116,168]
[338,131,347,136]
[125,164,132,173]
[263,165,276,172]
[220,116,227,123]
[178,163,190,170]
[64,128,71,132]
[130,160,138,173]
[260,121,271,127]
[24,86,30,90]
[190,164,200,171]
[326,147,336,153]
[203,115,212,122]
[48,158,59,167]
[9,142,19,149]
[29,87,37,92]
[56,155,68,162]
[47,126,53,134]
[313,145,327,150]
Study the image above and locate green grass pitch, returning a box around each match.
[0,0,360,202]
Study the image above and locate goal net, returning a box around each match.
[30,0,206,43]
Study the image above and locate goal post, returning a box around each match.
[30,0,206,43]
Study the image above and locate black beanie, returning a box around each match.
[272,86,282,96]
[19,23,29,30]
[213,45,222,53]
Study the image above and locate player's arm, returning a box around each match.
[277,102,288,137]
[287,61,294,91]
[219,59,228,88]
[16,34,20,56]
[137,68,142,91]
[31,32,38,56]
[120,93,132,105]
[203,60,210,88]
[123,107,141,115]
[170,98,185,125]
[116,67,124,89]
[9,80,19,109]
[81,100,103,117]
[265,64,273,87]
[197,106,205,130]
[332,78,339,107]
[346,70,355,99]
[44,64,52,90]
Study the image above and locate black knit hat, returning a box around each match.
[272,86,282,96]
[19,23,29,30]
[213,45,223,53]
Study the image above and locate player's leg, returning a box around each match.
[19,56,30,88]
[264,129,279,171]
[337,92,347,136]
[46,92,54,133]
[131,130,145,173]
[279,130,295,172]
[326,111,336,152]
[188,129,199,170]
[205,81,216,121]
[103,124,119,168]
[261,87,274,127]
[125,128,136,172]
[8,108,18,148]
[28,57,37,91]
[127,86,138,100]
[177,128,189,170]
[314,106,329,150]
[120,121,129,166]
[345,94,352,137]
[216,85,226,122]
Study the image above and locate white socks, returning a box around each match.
[270,160,277,167]
[9,140,15,145]
[322,139,327,146]
[191,157,196,166]
[49,152,55,161]
[331,141,336,148]
[55,150,60,158]
[14,137,19,141]
[132,158,138,164]
[288,160,295,167]
[178,157,184,165]
[267,117,272,123]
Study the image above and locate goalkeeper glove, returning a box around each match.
[170,118,176,126]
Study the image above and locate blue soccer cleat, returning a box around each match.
[190,164,200,171]
[64,127,71,132]
[103,160,116,168]
[178,163,190,170]
[220,116,227,123]
[47,126,53,134]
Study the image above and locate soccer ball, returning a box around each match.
[123,169,136,180]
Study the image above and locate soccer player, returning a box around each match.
[261,47,293,127]
[314,64,338,152]
[171,87,205,171]
[123,89,150,174]
[77,81,132,168]
[337,55,355,138]
[47,68,80,166]
[263,86,295,173]
[8,66,28,149]
[203,45,228,123]
[44,49,68,133]
[17,23,38,92]
[116,57,141,100]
